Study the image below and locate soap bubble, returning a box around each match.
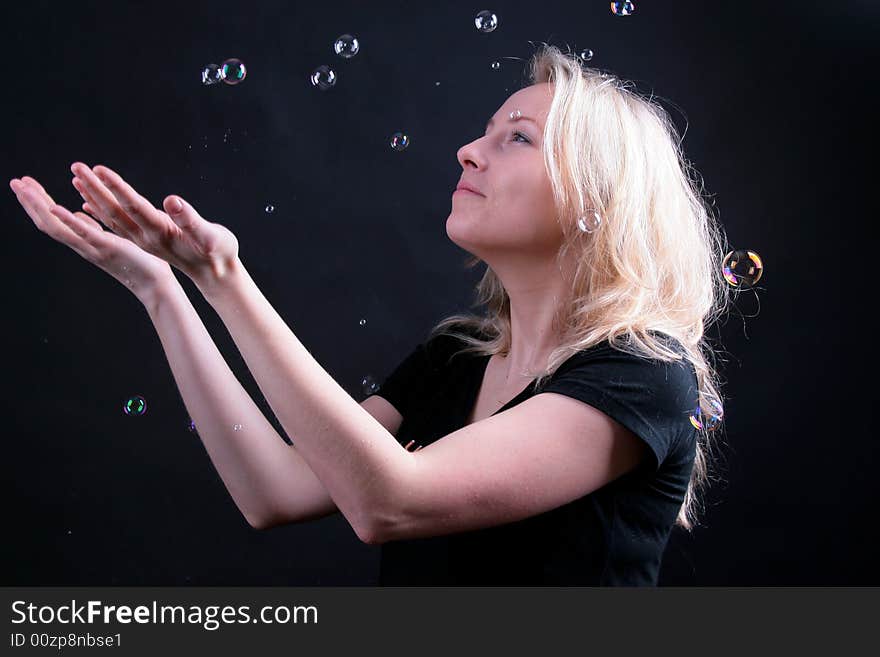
[188,419,197,433]
[334,34,360,58]
[201,64,222,85]
[490,60,501,70]
[220,58,247,85]
[265,204,275,213]
[579,49,594,62]
[475,10,499,32]
[390,131,410,151]
[577,211,602,233]
[361,375,381,396]
[611,1,635,16]
[233,423,242,431]
[359,318,367,326]
[123,395,147,416]
[722,249,763,288]
[689,396,724,431]
[311,65,337,90]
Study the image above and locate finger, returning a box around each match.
[70,163,142,236]
[13,183,100,260]
[12,180,66,235]
[73,209,105,232]
[72,177,114,232]
[48,205,104,261]
[19,176,57,205]
[90,164,175,237]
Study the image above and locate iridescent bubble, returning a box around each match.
[509,109,522,119]
[265,204,275,213]
[361,375,381,396]
[475,10,499,32]
[333,34,360,58]
[611,1,635,16]
[390,131,410,151]
[310,65,337,90]
[188,419,197,433]
[689,396,724,431]
[490,60,501,70]
[201,63,222,85]
[359,318,367,326]
[722,249,763,288]
[233,423,242,431]
[577,211,602,233]
[220,58,247,85]
[123,395,147,416]
[579,49,594,62]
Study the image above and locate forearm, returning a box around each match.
[196,259,410,542]
[143,279,315,529]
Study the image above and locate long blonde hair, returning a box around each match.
[427,44,732,531]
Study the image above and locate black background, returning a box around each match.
[1,1,869,585]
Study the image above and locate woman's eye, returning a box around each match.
[511,131,530,143]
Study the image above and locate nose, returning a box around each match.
[456,136,485,171]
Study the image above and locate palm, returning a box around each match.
[10,175,174,294]
[70,163,240,283]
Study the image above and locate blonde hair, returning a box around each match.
[427,43,732,531]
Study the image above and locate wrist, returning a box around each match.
[192,256,249,305]
[139,272,185,317]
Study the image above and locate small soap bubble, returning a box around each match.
[359,318,367,326]
[361,376,381,396]
[475,10,499,32]
[577,211,602,233]
[265,204,275,213]
[490,60,501,70]
[579,49,594,62]
[390,131,410,151]
[435,81,441,86]
[67,530,72,535]
[233,423,242,431]
[334,34,360,58]
[220,58,247,85]
[722,249,763,288]
[611,1,635,16]
[123,395,147,416]
[509,109,522,119]
[310,65,337,90]
[201,63,222,85]
[188,419,197,433]
[689,397,724,431]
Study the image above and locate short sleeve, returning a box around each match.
[367,342,431,419]
[539,343,698,472]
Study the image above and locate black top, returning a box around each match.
[368,326,699,585]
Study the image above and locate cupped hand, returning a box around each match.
[10,175,176,303]
[68,162,240,286]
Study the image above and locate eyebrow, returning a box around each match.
[485,115,538,132]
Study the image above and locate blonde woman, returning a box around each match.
[9,44,729,585]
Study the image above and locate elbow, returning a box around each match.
[357,502,397,545]
[357,522,387,545]
[245,509,274,531]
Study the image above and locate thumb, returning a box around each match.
[163,195,200,230]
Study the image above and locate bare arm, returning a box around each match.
[144,280,338,529]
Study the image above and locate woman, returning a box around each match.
[9,44,729,585]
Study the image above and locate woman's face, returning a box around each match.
[446,82,562,261]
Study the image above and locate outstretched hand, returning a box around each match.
[10,174,176,304]
[68,162,241,286]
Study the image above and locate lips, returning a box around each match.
[455,182,483,195]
